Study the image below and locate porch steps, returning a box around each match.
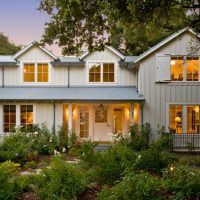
[95,144,110,151]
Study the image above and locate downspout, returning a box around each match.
[2,67,4,87]
[53,103,56,133]
[67,65,70,88]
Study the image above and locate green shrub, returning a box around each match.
[0,161,21,200]
[134,142,177,173]
[163,165,200,199]
[129,123,151,151]
[98,172,167,200]
[94,144,136,185]
[24,161,37,169]
[0,132,32,163]
[39,157,86,200]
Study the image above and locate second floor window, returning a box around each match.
[170,56,199,82]
[24,63,49,83]
[89,63,115,83]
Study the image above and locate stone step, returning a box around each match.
[95,144,110,151]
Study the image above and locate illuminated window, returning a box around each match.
[95,105,107,123]
[89,63,115,83]
[89,63,101,82]
[3,105,16,132]
[170,57,183,81]
[24,63,35,82]
[23,63,48,83]
[37,63,48,82]
[186,57,199,81]
[103,63,114,82]
[169,106,183,134]
[80,107,89,138]
[187,106,199,134]
[20,105,33,129]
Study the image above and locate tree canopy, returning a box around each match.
[39,0,200,55]
[0,33,21,55]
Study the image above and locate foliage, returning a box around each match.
[0,123,58,164]
[98,172,167,200]
[93,144,136,185]
[0,161,21,200]
[24,161,37,170]
[0,32,21,55]
[163,165,200,199]
[39,0,188,55]
[134,140,177,173]
[39,157,86,200]
[129,123,151,151]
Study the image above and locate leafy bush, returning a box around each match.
[98,172,167,200]
[163,165,200,199]
[0,161,21,200]
[134,141,177,173]
[24,161,37,169]
[129,123,151,151]
[94,144,136,185]
[0,123,58,164]
[39,157,86,200]
[0,132,32,163]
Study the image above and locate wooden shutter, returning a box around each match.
[156,54,171,82]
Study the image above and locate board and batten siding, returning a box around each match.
[138,31,200,136]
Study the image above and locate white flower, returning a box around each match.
[54,150,60,156]
[62,148,66,153]
[49,137,52,143]
[138,155,141,159]
[33,131,38,135]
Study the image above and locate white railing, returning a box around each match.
[172,134,200,150]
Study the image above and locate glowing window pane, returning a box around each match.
[170,57,183,81]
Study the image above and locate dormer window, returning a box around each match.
[88,62,115,83]
[23,63,49,83]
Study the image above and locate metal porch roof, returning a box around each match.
[0,86,144,101]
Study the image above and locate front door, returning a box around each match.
[113,108,123,134]
[94,105,109,141]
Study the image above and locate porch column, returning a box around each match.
[130,103,134,125]
[139,104,144,125]
[16,105,20,127]
[68,103,72,131]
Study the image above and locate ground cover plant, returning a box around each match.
[0,123,200,199]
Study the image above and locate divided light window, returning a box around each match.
[89,63,115,83]
[170,56,199,81]
[3,105,16,132]
[20,105,33,129]
[24,63,48,83]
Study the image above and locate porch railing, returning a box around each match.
[163,133,200,151]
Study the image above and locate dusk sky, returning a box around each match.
[0,0,62,55]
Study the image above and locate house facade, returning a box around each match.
[0,28,199,146]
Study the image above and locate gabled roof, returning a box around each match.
[80,45,125,60]
[12,40,57,60]
[134,28,197,63]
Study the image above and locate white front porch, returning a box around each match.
[63,102,143,142]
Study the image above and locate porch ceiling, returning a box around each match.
[0,86,144,101]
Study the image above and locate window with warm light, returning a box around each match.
[24,63,35,82]
[95,105,107,123]
[23,63,49,83]
[170,56,199,81]
[170,57,183,81]
[187,106,199,134]
[3,105,16,132]
[89,62,115,83]
[80,107,89,138]
[169,105,183,133]
[20,105,33,129]
[186,57,199,81]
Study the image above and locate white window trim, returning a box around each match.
[86,61,118,85]
[2,103,36,133]
[170,56,200,82]
[20,60,51,85]
[166,103,200,134]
